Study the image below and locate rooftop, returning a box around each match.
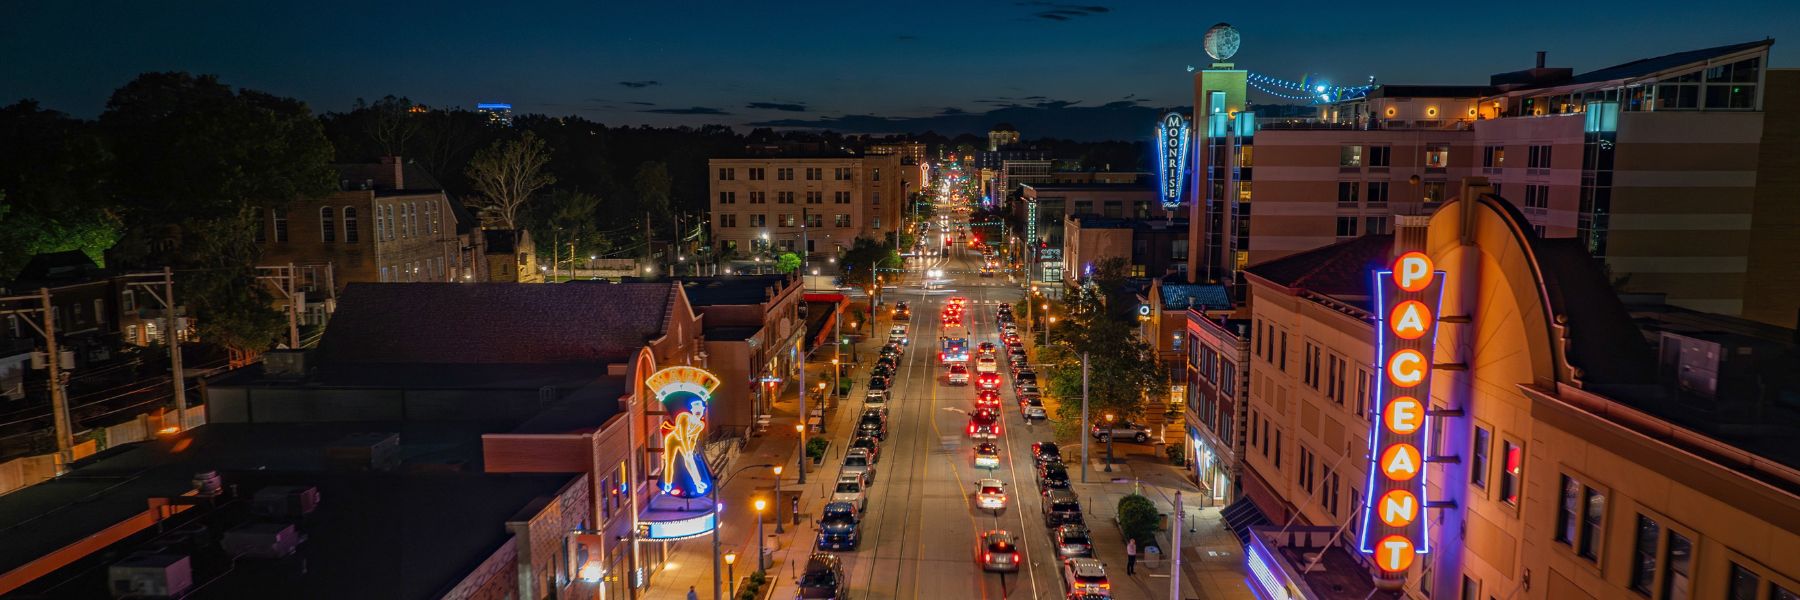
[704,326,763,342]
[1243,234,1394,311]
[5,250,107,286]
[667,274,795,306]
[317,282,675,365]
[1158,281,1231,311]
[1566,39,1772,85]
[1367,84,1492,98]
[1069,216,1190,231]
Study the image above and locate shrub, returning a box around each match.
[806,437,829,459]
[1117,493,1160,546]
[1165,443,1186,466]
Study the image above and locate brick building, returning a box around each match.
[709,152,905,260]
[257,157,481,290]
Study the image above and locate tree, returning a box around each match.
[0,101,120,277]
[100,72,337,351]
[466,131,555,228]
[524,188,610,263]
[775,252,801,274]
[1116,494,1160,547]
[632,160,674,231]
[1038,257,1166,423]
[839,237,898,286]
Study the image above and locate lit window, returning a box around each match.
[1499,441,1523,506]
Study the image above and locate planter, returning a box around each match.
[807,439,831,466]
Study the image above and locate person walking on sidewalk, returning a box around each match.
[687,585,699,600]
[1125,538,1138,575]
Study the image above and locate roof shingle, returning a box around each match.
[318,283,674,365]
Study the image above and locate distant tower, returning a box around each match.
[987,123,1020,151]
[475,103,513,127]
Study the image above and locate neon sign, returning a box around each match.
[1156,112,1191,209]
[1357,251,1444,573]
[648,366,720,497]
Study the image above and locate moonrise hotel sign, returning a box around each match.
[1356,251,1445,574]
[1156,112,1190,209]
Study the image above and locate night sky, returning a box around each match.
[5,1,1796,139]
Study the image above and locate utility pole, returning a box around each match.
[1170,490,1184,600]
[163,268,187,428]
[1081,352,1091,483]
[256,265,302,349]
[3,289,76,470]
[800,207,810,270]
[644,212,654,276]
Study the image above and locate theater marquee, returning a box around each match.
[1357,251,1445,573]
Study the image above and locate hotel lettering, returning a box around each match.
[1357,251,1444,573]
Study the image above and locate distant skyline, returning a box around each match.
[4,1,1797,139]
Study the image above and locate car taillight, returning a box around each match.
[968,424,975,434]
[983,553,991,563]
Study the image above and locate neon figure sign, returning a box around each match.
[1356,251,1445,573]
[648,366,720,497]
[1156,112,1191,210]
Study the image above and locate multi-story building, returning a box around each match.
[988,123,1020,151]
[258,158,476,289]
[1230,181,1800,600]
[1196,40,1800,326]
[1182,308,1250,507]
[482,229,542,283]
[865,141,927,165]
[1015,183,1169,282]
[708,153,904,260]
[1062,216,1190,283]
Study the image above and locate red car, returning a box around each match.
[975,389,1002,409]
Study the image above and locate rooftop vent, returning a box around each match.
[252,485,321,518]
[222,523,306,559]
[108,553,193,598]
[192,470,223,496]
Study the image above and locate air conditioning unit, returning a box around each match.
[108,553,192,598]
[223,523,306,559]
[252,485,321,518]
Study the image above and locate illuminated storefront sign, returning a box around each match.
[1356,251,1444,573]
[640,511,719,541]
[648,366,720,497]
[1156,112,1191,209]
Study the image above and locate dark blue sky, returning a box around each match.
[4,0,1796,139]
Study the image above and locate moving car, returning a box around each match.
[976,372,1001,390]
[1060,558,1111,596]
[947,362,970,385]
[974,389,1002,409]
[975,478,1008,510]
[976,530,1021,573]
[967,409,1001,439]
[1091,420,1153,443]
[816,502,861,551]
[889,324,909,344]
[849,436,881,463]
[973,442,1001,469]
[798,553,851,599]
[832,474,868,511]
[894,301,911,320]
[1053,524,1094,558]
[1043,489,1084,527]
[975,356,999,374]
[1032,442,1063,466]
[841,448,876,483]
[977,341,998,357]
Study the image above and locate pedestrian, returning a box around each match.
[687,585,699,600]
[1125,538,1138,575]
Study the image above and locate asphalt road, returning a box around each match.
[823,216,1070,600]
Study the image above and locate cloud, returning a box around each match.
[618,80,661,88]
[746,102,808,112]
[749,101,1188,142]
[939,107,968,115]
[626,101,657,106]
[643,106,730,115]
[1025,3,1109,21]
[896,34,919,41]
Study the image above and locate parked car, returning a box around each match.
[1038,462,1072,492]
[1053,524,1094,557]
[975,478,1008,511]
[976,530,1021,573]
[1043,489,1085,526]
[973,442,1001,469]
[1032,442,1063,467]
[849,436,881,463]
[1014,383,1040,397]
[867,375,891,391]
[1015,369,1038,386]
[947,363,970,385]
[1021,398,1048,420]
[832,475,868,511]
[841,448,876,483]
[1060,558,1111,596]
[816,502,861,551]
[858,411,887,440]
[865,389,889,407]
[1091,420,1153,443]
[797,553,851,599]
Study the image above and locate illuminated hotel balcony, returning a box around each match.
[1245,525,1400,600]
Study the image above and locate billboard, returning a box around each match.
[1356,251,1445,573]
[1156,112,1191,209]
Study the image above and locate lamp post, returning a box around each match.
[754,498,768,570]
[724,552,738,597]
[830,358,840,402]
[1104,412,1116,473]
[772,466,786,533]
[1045,315,1056,347]
[795,424,807,486]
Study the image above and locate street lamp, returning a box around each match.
[795,423,807,487]
[772,466,786,533]
[1104,413,1116,472]
[1045,316,1057,346]
[753,498,768,569]
[724,552,738,596]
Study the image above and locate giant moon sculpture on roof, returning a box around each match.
[1204,23,1240,62]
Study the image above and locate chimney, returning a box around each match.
[379,156,405,190]
[1535,51,1546,69]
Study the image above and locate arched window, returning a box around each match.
[343,207,359,243]
[320,206,336,242]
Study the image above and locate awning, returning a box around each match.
[1221,496,1271,546]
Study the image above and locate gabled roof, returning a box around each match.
[11,251,103,282]
[318,282,675,365]
[1244,235,1394,308]
[1567,39,1771,85]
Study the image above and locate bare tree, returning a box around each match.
[466,131,556,228]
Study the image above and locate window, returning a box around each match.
[806,167,821,180]
[1461,576,1479,600]
[1499,440,1523,506]
[719,214,737,228]
[1632,514,1696,598]
[253,207,266,242]
[834,167,851,180]
[319,207,335,242]
[1556,475,1581,545]
[121,290,136,313]
[1524,185,1549,209]
[1254,319,1263,358]
[1340,145,1364,167]
[749,214,766,227]
[273,210,288,242]
[778,191,795,204]
[1528,145,1553,169]
[1664,531,1693,600]
[1273,429,1282,468]
[1220,361,1236,398]
[1279,331,1288,371]
[1336,216,1360,237]
[1425,145,1450,168]
[1471,427,1491,488]
[749,167,765,180]
[872,191,881,205]
[344,207,358,242]
[1355,369,1370,417]
[719,191,737,204]
[1338,182,1360,205]
[1368,145,1392,167]
[1366,216,1391,235]
[1727,563,1759,600]
[1423,181,1447,204]
[779,214,796,227]
[750,191,767,204]
[1776,584,1800,600]
[1483,145,1505,168]
[380,266,389,282]
[1631,514,1663,593]
[806,191,822,204]
[805,213,822,228]
[777,168,793,180]
[1298,446,1314,493]
[719,167,735,180]
[872,168,881,181]
[1368,181,1390,205]
[1324,469,1340,516]
[872,217,881,229]
[834,214,850,227]
[834,191,851,204]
